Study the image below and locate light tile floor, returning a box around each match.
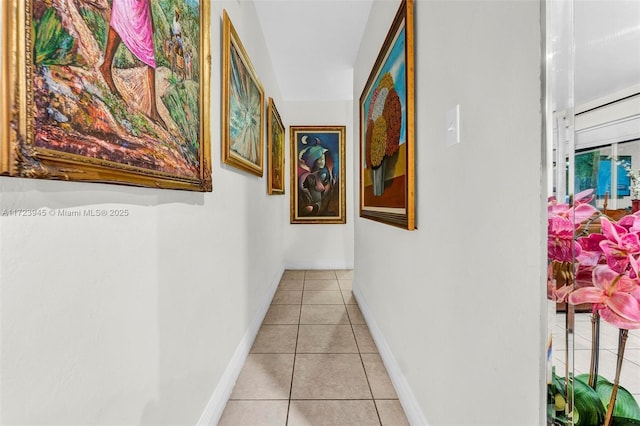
[219,270,410,426]
[552,312,640,401]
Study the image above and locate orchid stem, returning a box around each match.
[603,329,629,426]
[588,312,600,389]
[565,301,574,417]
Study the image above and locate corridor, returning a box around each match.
[219,270,410,425]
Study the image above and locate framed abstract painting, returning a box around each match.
[221,10,264,177]
[359,0,415,229]
[1,0,212,191]
[290,126,346,224]
[267,98,285,195]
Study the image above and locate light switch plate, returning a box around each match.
[446,104,460,146]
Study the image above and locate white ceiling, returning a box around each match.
[254,0,640,106]
[575,0,640,106]
[254,0,373,101]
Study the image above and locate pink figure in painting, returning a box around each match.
[99,0,166,127]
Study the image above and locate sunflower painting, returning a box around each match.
[359,0,415,229]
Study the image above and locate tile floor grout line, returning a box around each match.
[359,350,384,425]
[221,271,407,425]
[294,274,315,419]
[285,286,303,426]
[289,398,378,401]
[347,292,384,426]
[339,282,383,426]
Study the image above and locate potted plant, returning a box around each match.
[548,189,640,425]
[618,160,640,213]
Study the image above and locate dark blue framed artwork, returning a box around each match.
[290,126,346,224]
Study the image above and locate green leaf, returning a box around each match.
[611,416,640,426]
[553,372,567,397]
[575,373,591,384]
[589,376,640,421]
[550,373,570,425]
[552,373,606,426]
[572,377,606,426]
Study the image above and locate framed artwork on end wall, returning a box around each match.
[1,0,212,191]
[359,0,415,229]
[221,10,265,177]
[290,126,346,224]
[267,98,285,195]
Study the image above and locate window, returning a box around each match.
[575,140,640,209]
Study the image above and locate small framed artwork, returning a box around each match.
[267,98,285,195]
[290,126,346,224]
[359,0,415,229]
[221,10,264,177]
[1,0,212,191]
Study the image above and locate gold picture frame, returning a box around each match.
[290,125,346,224]
[221,10,264,177]
[1,0,212,191]
[359,0,415,229]
[267,98,285,195]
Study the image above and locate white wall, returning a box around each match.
[353,1,545,425]
[0,2,290,424]
[282,100,355,270]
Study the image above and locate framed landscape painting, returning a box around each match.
[359,0,415,229]
[267,98,285,195]
[290,126,346,224]
[222,10,264,177]
[1,0,212,191]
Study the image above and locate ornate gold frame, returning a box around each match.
[221,10,265,177]
[267,98,285,195]
[1,0,212,191]
[290,125,346,224]
[359,0,415,229]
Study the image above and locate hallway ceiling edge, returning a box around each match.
[253,0,374,102]
[254,0,639,106]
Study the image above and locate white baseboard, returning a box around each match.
[353,283,430,426]
[196,265,285,426]
[284,261,354,270]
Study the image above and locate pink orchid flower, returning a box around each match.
[549,216,581,263]
[598,217,640,275]
[627,214,640,233]
[576,233,606,267]
[547,264,574,302]
[548,189,598,224]
[574,189,596,205]
[568,265,640,329]
[547,189,595,205]
[616,213,640,231]
[575,263,597,290]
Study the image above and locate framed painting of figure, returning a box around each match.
[359,0,415,229]
[290,126,346,224]
[221,10,264,177]
[1,0,212,191]
[267,98,285,194]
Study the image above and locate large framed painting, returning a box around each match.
[267,98,285,195]
[1,0,212,191]
[290,126,346,224]
[221,10,264,177]
[359,0,415,229]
